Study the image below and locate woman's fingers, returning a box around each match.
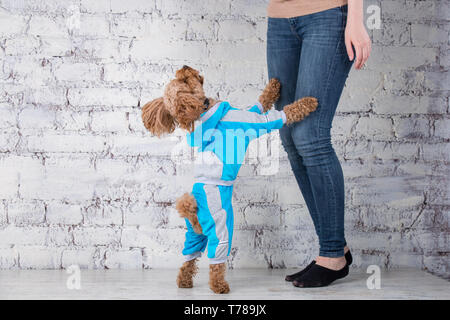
[361,41,372,68]
[361,46,368,69]
[345,30,372,69]
[366,41,372,64]
[345,36,354,61]
[354,42,363,69]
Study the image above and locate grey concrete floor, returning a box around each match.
[0,267,448,300]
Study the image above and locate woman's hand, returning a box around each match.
[345,0,371,70]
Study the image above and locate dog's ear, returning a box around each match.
[141,97,176,137]
[175,65,197,82]
[174,93,204,132]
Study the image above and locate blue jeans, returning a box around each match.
[267,5,353,258]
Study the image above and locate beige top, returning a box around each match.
[267,0,348,18]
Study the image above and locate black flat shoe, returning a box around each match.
[345,250,353,266]
[293,263,349,288]
[285,261,315,282]
[285,250,352,282]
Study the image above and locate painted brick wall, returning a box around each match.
[0,0,448,279]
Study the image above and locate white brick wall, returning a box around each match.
[0,0,448,279]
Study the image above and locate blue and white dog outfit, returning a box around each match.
[182,101,287,264]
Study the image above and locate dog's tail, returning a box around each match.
[176,193,203,234]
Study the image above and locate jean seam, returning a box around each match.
[329,12,346,255]
[289,20,302,43]
[313,17,345,256]
[317,15,346,136]
[329,157,341,255]
[322,161,336,256]
[319,249,344,258]
[319,155,345,257]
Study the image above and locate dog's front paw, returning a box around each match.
[283,97,318,124]
[259,78,281,112]
[267,77,280,92]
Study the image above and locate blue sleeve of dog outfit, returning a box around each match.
[219,107,287,140]
[245,102,264,114]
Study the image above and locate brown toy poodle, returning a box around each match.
[142,65,317,294]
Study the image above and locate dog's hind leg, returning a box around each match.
[177,259,198,288]
[176,193,202,234]
[209,263,230,294]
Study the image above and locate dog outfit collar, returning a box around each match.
[199,100,222,123]
[203,98,210,111]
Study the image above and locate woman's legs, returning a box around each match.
[292,6,353,261]
[268,6,353,269]
[293,6,353,264]
[267,17,323,238]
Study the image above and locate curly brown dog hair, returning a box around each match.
[176,193,202,234]
[258,78,281,112]
[141,97,176,137]
[209,263,230,294]
[284,97,318,124]
[176,259,198,288]
[142,65,216,135]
